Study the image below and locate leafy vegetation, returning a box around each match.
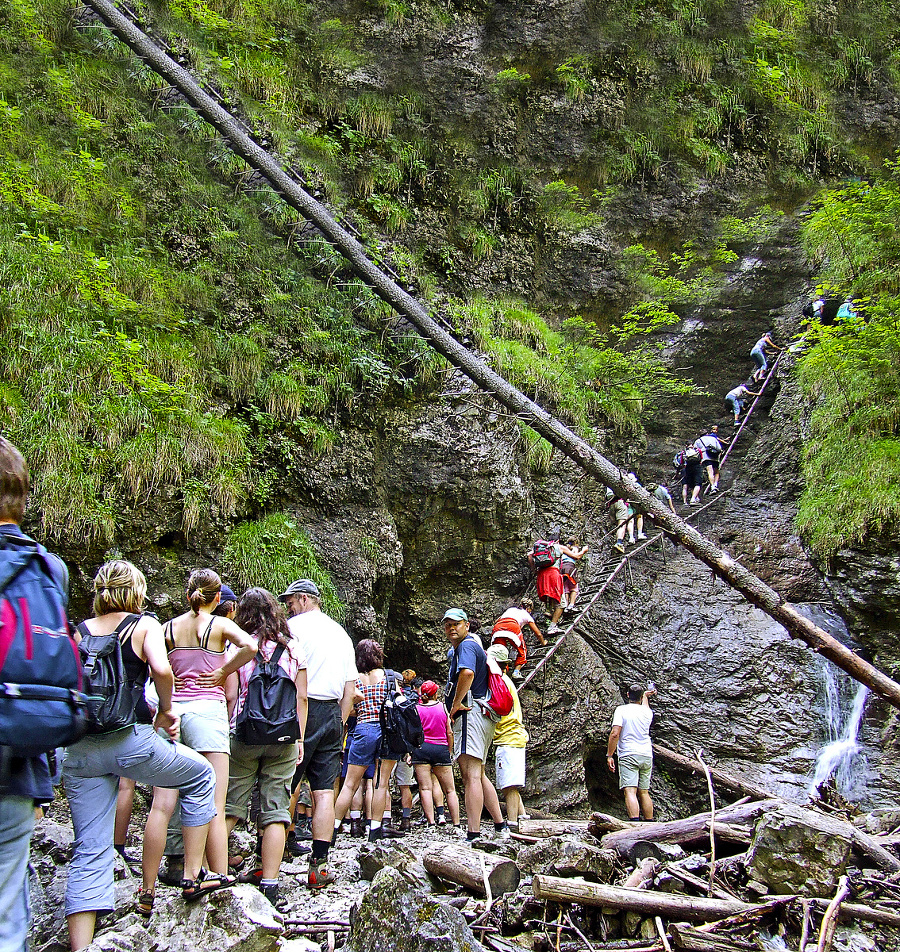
[223,514,344,619]
[795,157,900,558]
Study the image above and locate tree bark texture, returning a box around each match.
[82,0,900,710]
[423,845,520,896]
[518,818,594,837]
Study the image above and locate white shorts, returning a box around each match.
[452,703,495,764]
[495,745,526,790]
[393,759,414,786]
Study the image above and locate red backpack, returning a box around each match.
[485,658,514,719]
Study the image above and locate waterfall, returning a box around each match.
[808,663,869,800]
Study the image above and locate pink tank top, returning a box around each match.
[166,617,227,702]
[417,701,450,746]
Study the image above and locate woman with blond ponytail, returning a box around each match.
[63,561,225,952]
[144,569,256,900]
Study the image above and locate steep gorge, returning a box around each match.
[2,0,900,824]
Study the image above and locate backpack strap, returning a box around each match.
[115,614,142,644]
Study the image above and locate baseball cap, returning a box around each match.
[487,643,510,664]
[420,680,439,699]
[218,584,237,604]
[278,578,320,601]
[442,607,468,622]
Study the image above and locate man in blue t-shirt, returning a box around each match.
[444,608,509,842]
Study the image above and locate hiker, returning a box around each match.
[724,381,760,425]
[628,475,648,541]
[527,534,585,635]
[286,778,314,853]
[333,640,404,843]
[486,645,529,830]
[64,560,221,950]
[607,683,656,822]
[607,489,635,553]
[490,597,545,677]
[645,481,676,515]
[393,669,420,832]
[559,537,589,614]
[336,716,375,837]
[212,583,238,618]
[693,426,725,493]
[0,437,77,952]
[750,330,781,381]
[836,296,858,321]
[280,578,357,889]
[411,680,460,828]
[145,570,257,891]
[444,608,509,842]
[222,587,307,909]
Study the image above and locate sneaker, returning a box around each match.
[307,859,335,891]
[495,824,511,841]
[690,499,701,506]
[637,532,647,540]
[613,543,625,554]
[628,537,635,544]
[511,668,524,681]
[546,624,560,636]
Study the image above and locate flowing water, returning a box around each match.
[808,661,869,800]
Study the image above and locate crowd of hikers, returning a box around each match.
[0,329,781,949]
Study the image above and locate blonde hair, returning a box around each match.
[186,568,221,614]
[92,560,147,616]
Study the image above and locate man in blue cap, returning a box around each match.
[444,608,509,842]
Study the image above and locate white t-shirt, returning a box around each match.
[287,609,357,701]
[612,703,654,758]
[499,607,535,629]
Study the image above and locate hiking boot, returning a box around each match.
[286,831,311,857]
[399,816,412,833]
[378,822,407,839]
[349,816,365,838]
[158,857,184,888]
[259,882,287,911]
[237,867,263,887]
[307,858,335,890]
[294,818,312,841]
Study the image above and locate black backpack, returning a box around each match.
[379,670,424,759]
[0,535,88,760]
[235,644,300,745]
[77,614,144,735]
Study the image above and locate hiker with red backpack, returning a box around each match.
[527,533,585,635]
[0,437,86,952]
[444,608,510,842]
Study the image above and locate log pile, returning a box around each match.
[421,795,900,952]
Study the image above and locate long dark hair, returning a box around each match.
[235,587,290,647]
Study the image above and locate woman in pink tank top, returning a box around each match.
[410,681,461,827]
[147,569,256,881]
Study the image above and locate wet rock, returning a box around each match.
[357,841,418,881]
[516,836,617,881]
[345,866,485,952]
[150,885,283,952]
[747,802,852,895]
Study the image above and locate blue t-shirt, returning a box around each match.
[446,634,489,701]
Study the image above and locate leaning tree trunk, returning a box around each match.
[83,0,900,709]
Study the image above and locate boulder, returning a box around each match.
[747,803,852,895]
[357,841,418,881]
[517,835,617,881]
[345,866,485,952]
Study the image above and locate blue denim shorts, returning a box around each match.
[347,721,382,766]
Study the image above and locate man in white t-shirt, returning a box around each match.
[607,684,656,821]
[280,578,357,890]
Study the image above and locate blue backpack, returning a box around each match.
[0,534,88,758]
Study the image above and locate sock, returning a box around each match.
[350,810,361,820]
[467,831,479,841]
[311,839,329,861]
[494,821,507,832]
[628,816,641,821]
[435,806,445,819]
[383,811,391,822]
[402,808,411,819]
[260,879,277,888]
[333,819,342,830]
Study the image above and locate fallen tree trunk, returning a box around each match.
[669,924,754,951]
[848,827,900,874]
[600,802,777,855]
[589,813,648,837]
[532,876,754,922]
[519,818,594,838]
[423,845,520,896]
[81,0,900,713]
[652,746,775,803]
